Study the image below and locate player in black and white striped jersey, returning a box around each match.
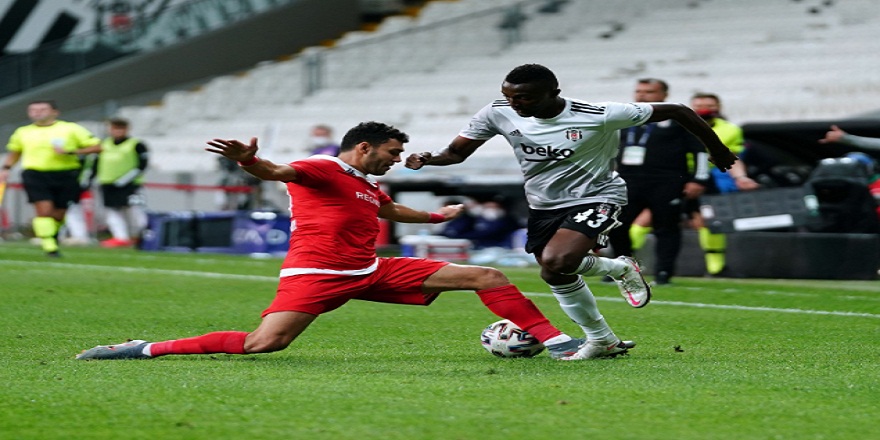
[406,64,738,360]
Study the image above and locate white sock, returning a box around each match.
[583,317,616,342]
[550,278,616,340]
[129,205,148,234]
[106,209,130,240]
[64,204,89,240]
[568,255,628,277]
[543,334,573,346]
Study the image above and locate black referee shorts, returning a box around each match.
[21,169,82,208]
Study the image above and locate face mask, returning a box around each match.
[310,136,333,147]
[695,109,719,121]
[481,208,505,221]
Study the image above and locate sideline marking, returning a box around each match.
[524,292,880,319]
[2,260,275,282]
[3,260,879,319]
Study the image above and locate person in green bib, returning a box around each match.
[687,93,759,276]
[1,100,102,256]
[94,118,149,247]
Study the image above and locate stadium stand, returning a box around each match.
[2,0,879,240]
[99,0,880,178]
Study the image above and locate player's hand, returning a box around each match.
[206,137,259,162]
[405,152,432,170]
[436,203,465,221]
[708,149,738,172]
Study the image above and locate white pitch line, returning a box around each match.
[523,292,880,319]
[1,260,277,282]
[650,299,880,319]
[3,260,879,319]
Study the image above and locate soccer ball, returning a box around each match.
[480,319,545,358]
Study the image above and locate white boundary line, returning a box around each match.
[523,292,880,319]
[3,260,879,319]
[1,260,276,282]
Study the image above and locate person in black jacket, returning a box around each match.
[607,79,710,285]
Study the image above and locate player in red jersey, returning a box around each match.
[77,122,620,361]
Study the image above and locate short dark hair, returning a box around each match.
[29,100,58,109]
[637,78,669,93]
[107,117,129,128]
[340,121,409,152]
[505,64,559,89]
[691,92,721,104]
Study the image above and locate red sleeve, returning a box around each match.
[289,158,332,186]
[378,188,392,206]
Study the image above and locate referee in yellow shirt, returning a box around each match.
[1,100,102,256]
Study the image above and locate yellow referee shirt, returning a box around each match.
[6,121,100,171]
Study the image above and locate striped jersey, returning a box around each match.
[459,98,653,209]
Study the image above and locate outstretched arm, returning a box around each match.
[206,138,298,181]
[648,103,738,171]
[819,125,880,150]
[405,136,486,170]
[378,203,465,224]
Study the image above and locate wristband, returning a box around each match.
[238,156,259,167]
[428,213,445,223]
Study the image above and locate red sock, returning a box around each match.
[476,285,562,343]
[149,331,249,357]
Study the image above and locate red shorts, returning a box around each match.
[263,257,450,317]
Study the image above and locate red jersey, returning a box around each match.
[280,156,392,276]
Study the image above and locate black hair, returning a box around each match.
[691,92,721,104]
[505,64,559,89]
[29,100,58,109]
[107,117,129,128]
[637,78,669,93]
[340,121,409,152]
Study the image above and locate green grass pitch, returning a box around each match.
[1,243,878,440]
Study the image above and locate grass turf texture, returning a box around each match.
[1,243,878,440]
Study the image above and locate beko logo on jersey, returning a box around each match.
[520,143,574,162]
[356,192,381,207]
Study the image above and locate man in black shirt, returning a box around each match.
[608,79,709,285]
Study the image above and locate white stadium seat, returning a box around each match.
[114,0,880,173]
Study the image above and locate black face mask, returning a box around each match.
[695,109,719,121]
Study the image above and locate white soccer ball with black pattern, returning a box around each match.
[480,319,545,358]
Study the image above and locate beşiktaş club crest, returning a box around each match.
[565,128,583,141]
